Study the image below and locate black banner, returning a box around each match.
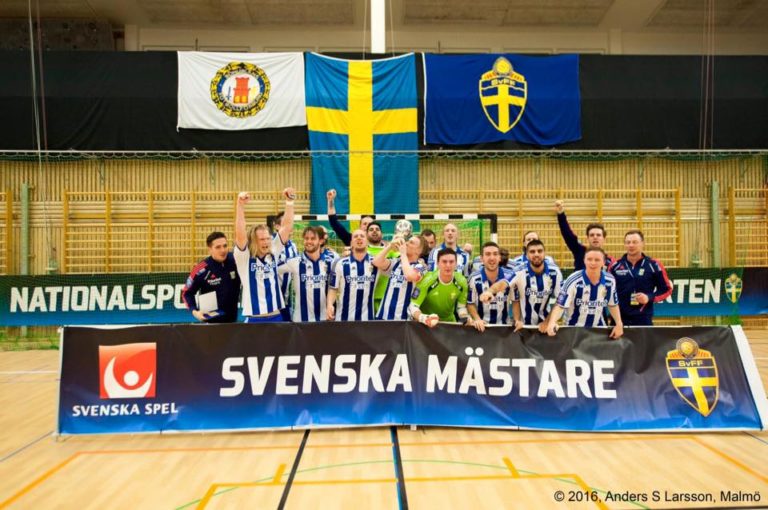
[1,52,767,150]
[58,323,767,435]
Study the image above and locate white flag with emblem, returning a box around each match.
[177,52,306,130]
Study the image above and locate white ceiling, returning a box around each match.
[0,0,765,30]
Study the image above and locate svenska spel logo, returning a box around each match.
[99,343,157,399]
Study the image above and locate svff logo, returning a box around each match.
[99,343,157,399]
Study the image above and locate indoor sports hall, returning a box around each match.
[1,1,767,509]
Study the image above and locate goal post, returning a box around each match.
[269,213,498,252]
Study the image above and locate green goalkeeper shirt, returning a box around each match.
[410,270,468,322]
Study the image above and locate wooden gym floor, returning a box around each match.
[1,332,766,510]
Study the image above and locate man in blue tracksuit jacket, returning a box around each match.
[609,229,673,326]
[182,231,241,323]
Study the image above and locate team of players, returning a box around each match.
[183,191,673,337]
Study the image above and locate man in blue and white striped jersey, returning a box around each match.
[234,189,295,323]
[372,234,427,321]
[546,247,624,339]
[508,240,562,332]
[278,226,331,322]
[427,223,471,276]
[271,210,300,321]
[468,242,514,331]
[327,229,379,321]
[509,230,558,271]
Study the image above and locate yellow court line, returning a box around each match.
[502,457,520,477]
[503,457,608,510]
[197,464,288,509]
[271,463,287,484]
[0,452,81,509]
[76,444,305,455]
[195,484,219,510]
[5,434,765,508]
[399,434,695,447]
[293,477,397,486]
[691,437,768,484]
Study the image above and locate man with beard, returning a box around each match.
[278,226,332,322]
[327,229,379,321]
[509,240,562,332]
[509,231,559,271]
[421,229,437,250]
[467,242,513,332]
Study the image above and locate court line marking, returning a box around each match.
[744,431,768,447]
[196,464,287,509]
[692,437,768,484]
[0,453,81,509]
[179,458,649,510]
[4,434,767,509]
[0,371,57,375]
[502,457,609,510]
[277,429,310,510]
[0,431,53,463]
[390,426,408,510]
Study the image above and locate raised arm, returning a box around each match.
[397,240,422,282]
[371,240,394,271]
[326,189,352,246]
[235,192,250,250]
[276,187,296,245]
[555,200,583,254]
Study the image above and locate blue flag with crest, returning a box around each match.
[424,53,581,146]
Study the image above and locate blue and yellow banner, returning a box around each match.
[305,53,418,215]
[424,53,581,146]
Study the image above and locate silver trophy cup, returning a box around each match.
[394,219,414,240]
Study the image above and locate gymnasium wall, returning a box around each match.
[0,154,765,274]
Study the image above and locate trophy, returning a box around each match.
[394,219,414,240]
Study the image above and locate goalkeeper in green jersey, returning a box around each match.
[409,247,475,328]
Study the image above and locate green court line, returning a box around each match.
[174,459,650,510]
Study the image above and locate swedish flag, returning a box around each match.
[305,53,418,215]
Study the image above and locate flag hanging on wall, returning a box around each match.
[424,53,581,146]
[305,53,419,215]
[177,52,306,130]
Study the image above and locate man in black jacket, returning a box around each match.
[554,200,615,270]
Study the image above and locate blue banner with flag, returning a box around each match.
[305,53,419,215]
[424,53,581,146]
